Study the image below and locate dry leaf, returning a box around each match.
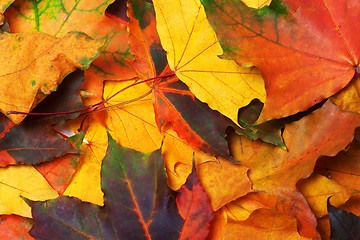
[0,31,102,123]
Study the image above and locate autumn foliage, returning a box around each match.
[1,0,360,239]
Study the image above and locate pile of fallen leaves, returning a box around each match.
[0,0,360,239]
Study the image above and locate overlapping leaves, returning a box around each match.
[153,0,266,125]
[202,0,360,123]
[1,0,360,239]
[29,133,213,240]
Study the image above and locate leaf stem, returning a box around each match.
[97,72,176,109]
[78,88,154,131]
[6,72,176,118]
[6,107,93,116]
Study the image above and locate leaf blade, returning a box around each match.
[5,0,115,37]
[29,133,185,239]
[177,161,214,240]
[228,100,360,238]
[0,31,102,123]
[153,0,266,125]
[201,0,359,122]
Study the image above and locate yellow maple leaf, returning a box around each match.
[104,80,195,189]
[0,165,58,218]
[64,116,108,206]
[63,80,196,205]
[242,0,271,9]
[1,31,102,123]
[153,0,266,125]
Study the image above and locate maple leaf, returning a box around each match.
[228,100,360,238]
[0,113,77,166]
[104,80,169,152]
[153,72,239,162]
[0,70,87,166]
[5,0,115,37]
[102,74,254,210]
[105,0,243,176]
[0,31,102,123]
[82,17,136,106]
[63,116,108,206]
[128,0,167,80]
[153,0,266,125]
[103,79,196,188]
[0,215,33,240]
[35,131,85,195]
[202,0,360,122]
[5,0,132,107]
[28,133,213,239]
[72,88,249,213]
[127,0,237,163]
[0,165,58,218]
[64,112,190,206]
[128,0,269,163]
